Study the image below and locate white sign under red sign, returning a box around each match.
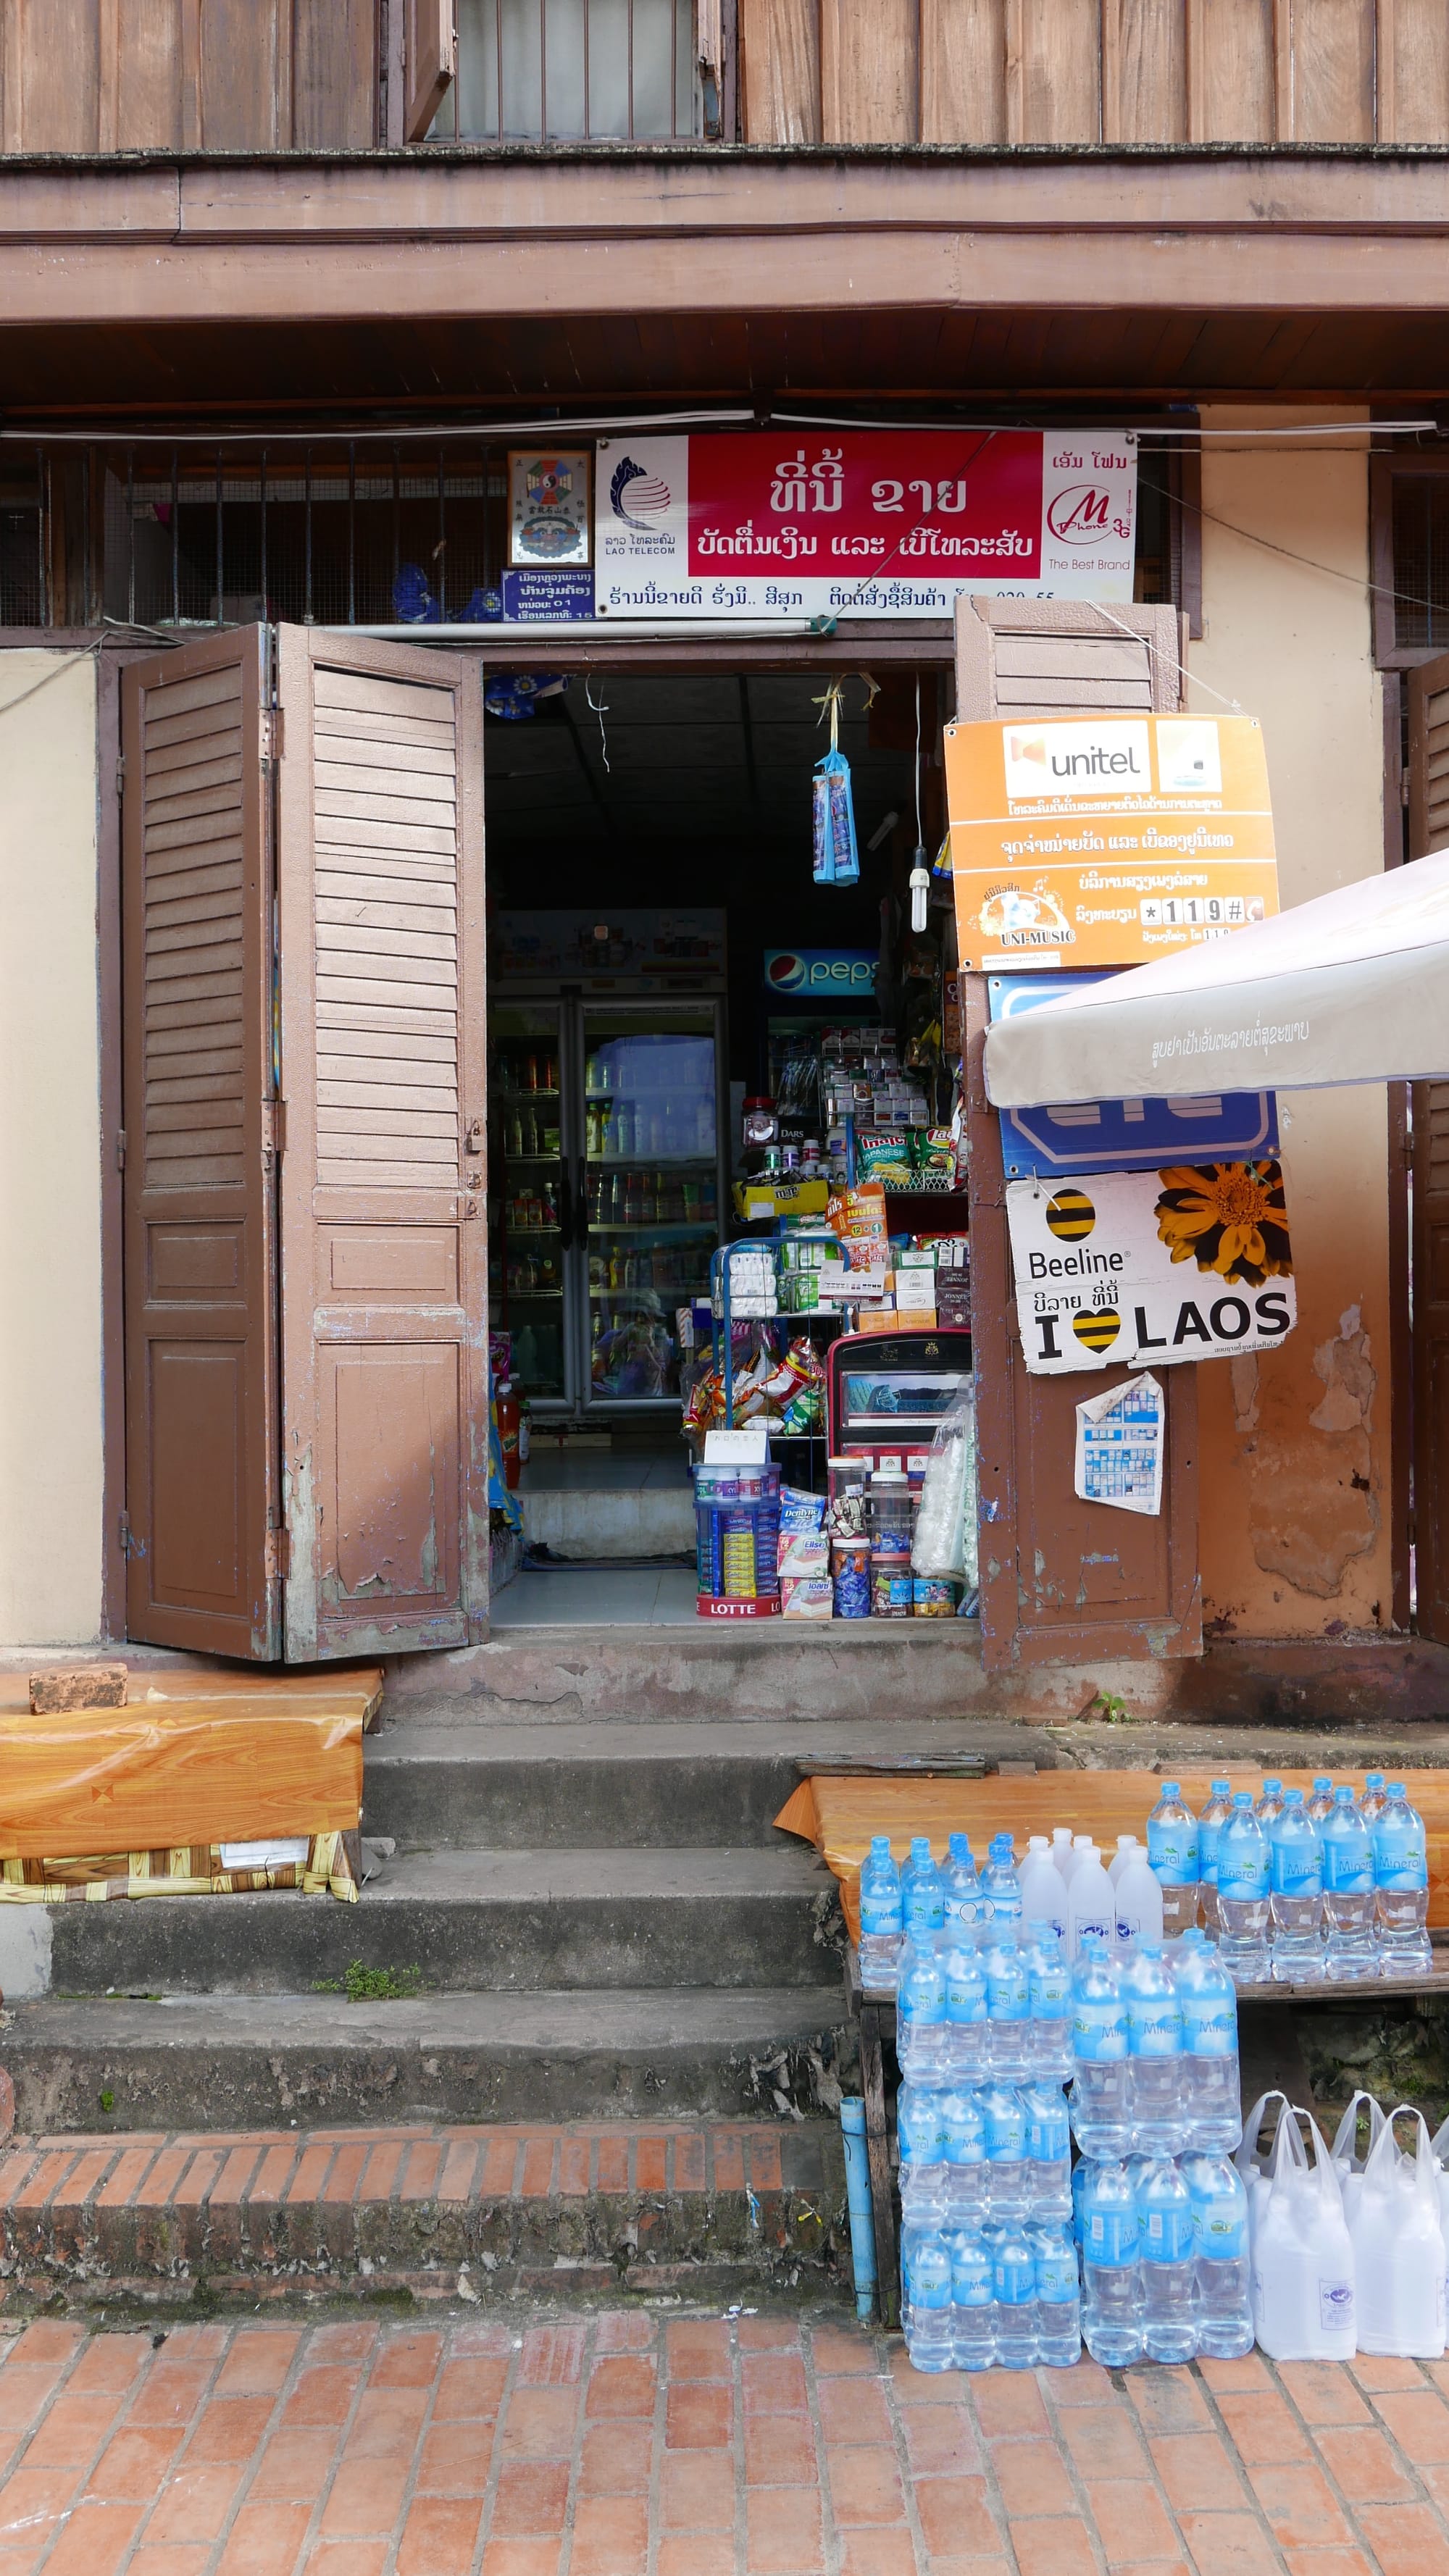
[593,431,1137,620]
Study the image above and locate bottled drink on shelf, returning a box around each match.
[1182,2153,1255,2358]
[857,1835,903,1991]
[1114,1847,1165,1957]
[1195,1779,1235,1935]
[1255,1776,1286,1830]
[897,1940,949,2081]
[1024,2081,1072,2217]
[901,1839,942,1941]
[1081,2162,1145,2366]
[1032,2217,1082,2367]
[1019,1838,1069,1945]
[940,2088,990,2224]
[1051,1826,1077,1887]
[983,1928,1032,2081]
[1215,1793,1271,1984]
[980,2081,1030,2222]
[942,1939,990,2082]
[942,1833,982,1943]
[1069,1936,1132,2158]
[980,1836,1023,1934]
[1269,1789,1324,1979]
[1307,1776,1337,1825]
[1173,1931,1243,2153]
[1358,1771,1388,1827]
[897,2078,948,2227]
[1374,1782,1432,1973]
[1067,1842,1116,1961]
[1321,1786,1378,1982]
[990,2222,1040,2370]
[903,2233,955,2371]
[1122,1944,1188,2155]
[1137,2157,1198,2363]
[948,2228,996,2372]
[1146,1781,1200,1939]
[1026,1926,1074,2081]
[1108,1834,1143,1890]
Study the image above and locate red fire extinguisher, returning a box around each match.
[496,1381,522,1492]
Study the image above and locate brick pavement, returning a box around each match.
[0,2306,1445,2574]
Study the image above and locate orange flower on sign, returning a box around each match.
[1153,1160,1292,1288]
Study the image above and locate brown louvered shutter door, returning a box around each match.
[955,597,1202,1674]
[122,630,282,1657]
[1408,651,1449,1643]
[275,630,488,1660]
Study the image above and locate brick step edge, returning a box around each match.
[0,2121,846,2301]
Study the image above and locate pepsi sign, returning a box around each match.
[764,948,877,998]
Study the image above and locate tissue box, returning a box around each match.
[781,1576,835,1619]
[778,1533,830,1579]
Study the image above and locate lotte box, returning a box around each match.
[946,712,1279,971]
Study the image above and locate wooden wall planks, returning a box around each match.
[0,0,375,149]
[741,0,1445,148]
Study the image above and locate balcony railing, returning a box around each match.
[428,0,710,141]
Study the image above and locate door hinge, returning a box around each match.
[262,709,285,769]
[262,1100,286,1169]
[119,1510,130,1557]
[1403,769,1412,809]
[116,1129,127,1171]
[1408,1507,1418,1547]
[115,753,126,795]
[265,1521,291,1581]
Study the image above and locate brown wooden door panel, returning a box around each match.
[275,628,488,1661]
[1407,650,1449,1646]
[953,597,1201,1673]
[122,629,281,1657]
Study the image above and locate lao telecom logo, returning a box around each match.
[610,457,673,530]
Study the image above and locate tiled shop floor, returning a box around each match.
[0,2309,1445,2575]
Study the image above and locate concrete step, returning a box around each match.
[519,1483,694,1559]
[45,1847,844,1997]
[0,2115,845,2305]
[362,1716,1018,1850]
[6,1988,854,2132]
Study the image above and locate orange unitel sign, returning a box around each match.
[945,713,1279,971]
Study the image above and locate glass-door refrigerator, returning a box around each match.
[490,966,727,1416]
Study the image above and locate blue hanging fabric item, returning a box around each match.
[811,681,861,886]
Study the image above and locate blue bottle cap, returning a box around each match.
[1389,1783,1406,1798]
[1161,1781,1179,1797]
[1211,1779,1231,1794]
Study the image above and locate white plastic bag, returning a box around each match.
[1330,2091,1390,2224]
[1249,2100,1356,2359]
[1235,2089,1290,2251]
[1349,2107,1447,2358]
[911,1385,977,1587]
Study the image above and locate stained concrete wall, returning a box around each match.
[1189,409,1393,1639]
[0,651,105,1644]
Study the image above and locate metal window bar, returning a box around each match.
[170,450,180,627]
[440,0,701,141]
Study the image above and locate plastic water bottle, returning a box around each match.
[903,1838,946,1944]
[1137,2157,1198,2362]
[949,2226,995,2371]
[1069,1936,1132,2157]
[1069,1833,1097,1890]
[1216,1792,1271,1983]
[980,1836,1022,1933]
[1255,1776,1285,1829]
[897,1939,950,2080]
[981,2081,1030,2221]
[1122,1944,1188,2154]
[1114,1847,1165,1957]
[1269,1789,1324,1979]
[942,1938,990,2081]
[1052,1826,1077,1887]
[1182,2153,1254,2358]
[1108,1834,1143,1890]
[1019,1838,1069,1945]
[984,1926,1032,2079]
[904,2233,955,2370]
[1359,1771,1388,1827]
[858,1835,903,1990]
[990,2221,1040,2368]
[1072,2154,1090,2252]
[897,2078,948,2225]
[1196,1779,1235,1933]
[1024,2082,1072,2217]
[1321,1786,1377,1982]
[1146,1781,1200,1939]
[1308,1776,1337,1826]
[1032,2217,1082,2366]
[943,1833,982,1944]
[1067,1841,1116,1960]
[1174,1933,1242,2151]
[941,2086,990,2224]
[1027,1926,1074,2081]
[1081,2162,1145,2365]
[1374,1782,1432,1973]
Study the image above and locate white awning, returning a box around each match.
[982,850,1449,1108]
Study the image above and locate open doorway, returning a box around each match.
[480,660,961,1625]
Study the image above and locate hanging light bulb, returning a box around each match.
[909,848,930,933]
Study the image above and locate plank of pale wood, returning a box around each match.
[1199,0,1274,138]
[740,0,822,141]
[314,761,459,806]
[1104,0,1185,141]
[1384,0,1449,142]
[1293,0,1374,139]
[314,667,454,722]
[821,0,917,140]
[921,0,1006,141]
[292,0,375,150]
[781,1770,1449,1939]
[1019,0,1101,141]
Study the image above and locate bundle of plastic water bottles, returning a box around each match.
[1148,1773,1432,1985]
[875,1833,1255,2370]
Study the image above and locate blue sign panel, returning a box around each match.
[764,948,877,998]
[987,971,1278,1180]
[502,567,596,621]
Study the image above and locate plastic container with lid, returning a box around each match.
[742,1096,778,1146]
[832,1534,872,1618]
[869,1469,914,1560]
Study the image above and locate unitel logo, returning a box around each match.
[1004,718,1151,799]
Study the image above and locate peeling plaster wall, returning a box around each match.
[1190,409,1392,1636]
[0,652,105,1644]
